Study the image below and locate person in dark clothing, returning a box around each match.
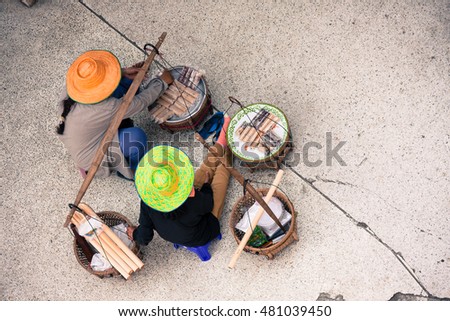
[127,115,232,247]
[133,175,220,246]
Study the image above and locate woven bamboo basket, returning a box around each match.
[229,188,298,260]
[73,211,141,278]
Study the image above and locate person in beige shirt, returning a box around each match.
[57,50,173,180]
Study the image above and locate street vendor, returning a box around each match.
[127,116,232,247]
[57,50,173,180]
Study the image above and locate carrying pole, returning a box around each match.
[63,32,167,228]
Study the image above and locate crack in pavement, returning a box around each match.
[79,1,146,54]
[312,177,447,243]
[313,177,409,215]
[314,176,356,186]
[284,164,432,297]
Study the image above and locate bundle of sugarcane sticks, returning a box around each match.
[237,109,282,150]
[71,203,144,280]
[149,80,199,124]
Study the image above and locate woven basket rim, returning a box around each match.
[229,188,296,255]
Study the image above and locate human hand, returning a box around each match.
[159,69,174,85]
[122,61,144,79]
[126,226,136,240]
[122,67,141,80]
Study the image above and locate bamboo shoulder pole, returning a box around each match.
[228,169,284,269]
[194,133,286,232]
[63,32,167,228]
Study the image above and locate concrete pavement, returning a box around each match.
[1,0,449,300]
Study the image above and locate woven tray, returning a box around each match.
[73,211,140,278]
[229,188,298,259]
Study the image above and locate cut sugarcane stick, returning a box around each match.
[96,234,133,275]
[192,70,203,89]
[187,69,196,88]
[99,232,134,272]
[150,106,166,121]
[169,104,187,117]
[178,66,189,83]
[149,104,164,117]
[152,106,173,122]
[78,203,144,269]
[163,89,183,103]
[156,110,174,123]
[173,80,198,98]
[247,126,266,144]
[228,169,284,269]
[183,68,194,86]
[157,99,172,110]
[166,88,196,104]
[99,233,138,272]
[152,104,170,118]
[250,135,262,147]
[239,126,253,140]
[260,115,280,133]
[157,95,188,116]
[90,237,130,279]
[159,94,175,106]
[242,127,257,142]
[257,115,274,134]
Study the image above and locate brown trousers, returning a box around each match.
[193,143,231,219]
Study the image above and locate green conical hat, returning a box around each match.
[135,146,194,212]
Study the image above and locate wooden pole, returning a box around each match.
[228,169,284,269]
[63,32,167,228]
[194,133,286,232]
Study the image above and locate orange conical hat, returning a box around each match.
[66,50,121,104]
